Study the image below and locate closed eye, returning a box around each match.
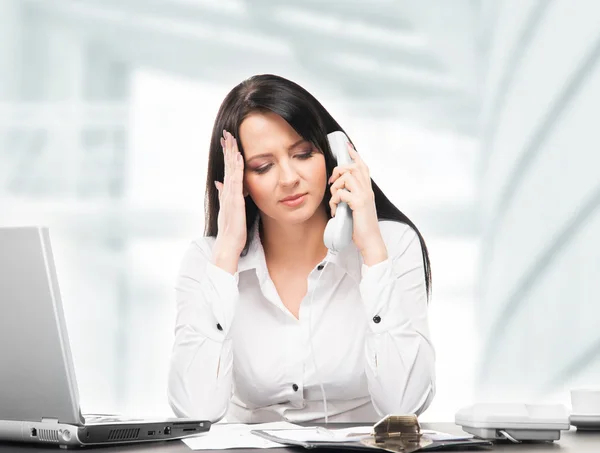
[253,164,272,174]
[251,151,315,174]
[295,151,314,160]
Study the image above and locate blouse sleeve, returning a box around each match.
[167,239,240,422]
[358,226,436,416]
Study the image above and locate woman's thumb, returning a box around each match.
[214,181,224,199]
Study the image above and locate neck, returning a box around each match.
[260,207,329,269]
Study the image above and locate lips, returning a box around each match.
[280,193,307,202]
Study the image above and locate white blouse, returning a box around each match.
[167,219,436,423]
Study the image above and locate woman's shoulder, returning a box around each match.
[376,219,421,255]
[195,234,217,249]
[377,219,417,241]
[180,235,217,263]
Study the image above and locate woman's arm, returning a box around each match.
[167,239,240,422]
[359,226,436,416]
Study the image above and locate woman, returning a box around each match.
[168,74,435,423]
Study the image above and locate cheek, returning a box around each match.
[305,156,327,188]
[244,173,275,203]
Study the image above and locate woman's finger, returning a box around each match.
[330,172,360,196]
[232,152,244,188]
[329,187,353,217]
[329,164,358,185]
[347,144,370,179]
[214,180,223,204]
[224,131,234,182]
[222,130,244,199]
[229,134,243,182]
[347,143,364,167]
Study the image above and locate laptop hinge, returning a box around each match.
[41,418,59,423]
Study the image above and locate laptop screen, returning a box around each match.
[0,227,83,425]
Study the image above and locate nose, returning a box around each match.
[278,159,300,187]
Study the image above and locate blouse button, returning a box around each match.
[216,323,223,331]
[373,315,381,324]
[317,264,324,271]
[292,384,299,392]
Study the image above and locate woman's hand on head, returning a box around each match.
[213,130,247,260]
[328,143,387,265]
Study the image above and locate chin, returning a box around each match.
[277,210,312,225]
[287,214,315,225]
[283,205,324,225]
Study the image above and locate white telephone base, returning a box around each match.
[455,403,570,443]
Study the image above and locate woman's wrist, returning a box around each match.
[212,239,241,275]
[360,239,388,267]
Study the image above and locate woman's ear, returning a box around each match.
[243,182,249,198]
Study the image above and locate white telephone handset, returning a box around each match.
[323,131,354,253]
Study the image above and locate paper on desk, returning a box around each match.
[421,429,474,441]
[255,427,474,445]
[182,422,300,450]
[257,425,373,443]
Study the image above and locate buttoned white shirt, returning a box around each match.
[167,219,435,423]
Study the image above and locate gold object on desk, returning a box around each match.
[360,415,433,453]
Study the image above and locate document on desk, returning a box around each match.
[252,427,491,452]
[253,425,373,443]
[182,421,300,450]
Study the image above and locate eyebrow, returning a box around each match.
[245,139,309,163]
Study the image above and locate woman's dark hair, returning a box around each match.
[204,74,431,297]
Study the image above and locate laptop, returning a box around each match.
[0,226,211,447]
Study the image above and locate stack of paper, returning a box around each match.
[255,426,373,443]
[182,422,300,450]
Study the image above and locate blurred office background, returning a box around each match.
[0,0,598,421]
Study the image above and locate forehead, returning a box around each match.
[239,111,303,156]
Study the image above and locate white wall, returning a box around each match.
[477,0,600,402]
